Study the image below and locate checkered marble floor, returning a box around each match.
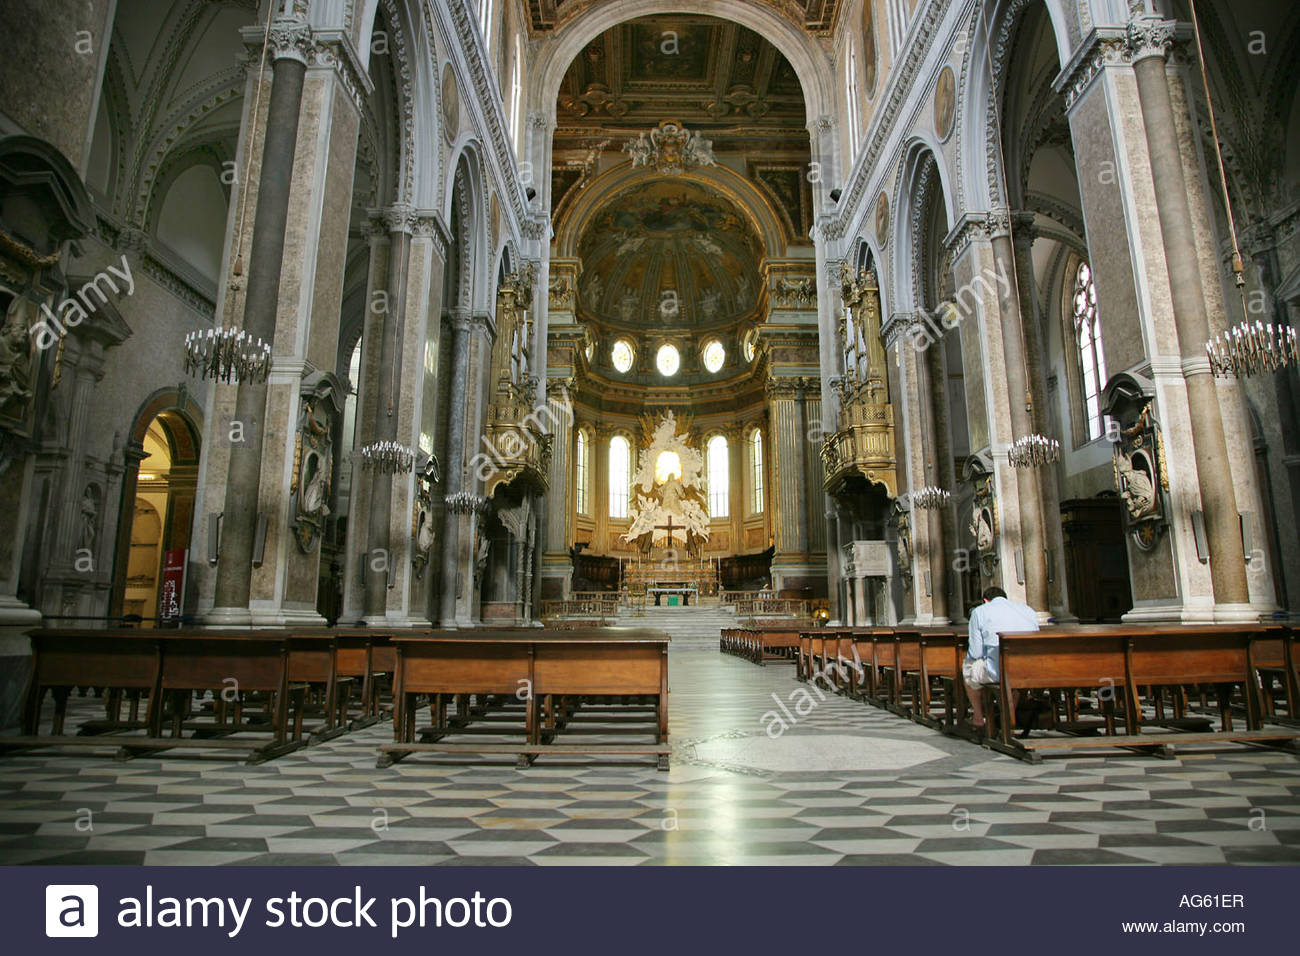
[2,649,1298,865]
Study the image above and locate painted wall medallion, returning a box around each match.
[441,63,459,141]
[934,66,955,142]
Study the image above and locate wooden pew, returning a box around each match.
[2,629,310,764]
[16,630,161,739]
[285,632,348,742]
[378,627,670,769]
[915,626,968,731]
[1251,624,1299,724]
[995,623,1299,761]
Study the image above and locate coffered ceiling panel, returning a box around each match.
[554,16,809,152]
[528,1,842,34]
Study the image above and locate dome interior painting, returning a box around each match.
[575,179,764,329]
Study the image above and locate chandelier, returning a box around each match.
[183,327,271,384]
[911,486,951,509]
[359,441,416,473]
[1008,434,1061,469]
[1206,321,1299,378]
[445,492,490,515]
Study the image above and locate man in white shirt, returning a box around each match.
[964,586,1039,727]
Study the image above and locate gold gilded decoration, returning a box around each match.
[823,264,897,497]
[623,120,717,175]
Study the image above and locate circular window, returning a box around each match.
[743,333,757,363]
[611,339,634,373]
[656,343,680,377]
[702,340,726,373]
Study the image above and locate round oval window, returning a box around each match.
[612,339,634,373]
[656,343,680,377]
[702,340,725,373]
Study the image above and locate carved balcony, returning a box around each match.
[481,381,554,498]
[821,392,897,498]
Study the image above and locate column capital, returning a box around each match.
[379,203,417,235]
[449,308,472,333]
[765,376,811,399]
[1124,16,1176,65]
[983,207,1013,240]
[266,15,313,65]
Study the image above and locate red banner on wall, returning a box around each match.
[159,549,186,626]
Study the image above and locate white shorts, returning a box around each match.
[962,657,997,686]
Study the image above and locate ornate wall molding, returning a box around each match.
[826,0,948,240]
[1052,28,1128,110]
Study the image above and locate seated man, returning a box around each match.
[964,586,1039,728]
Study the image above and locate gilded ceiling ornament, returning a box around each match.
[623,120,717,175]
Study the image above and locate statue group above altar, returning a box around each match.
[620,410,711,557]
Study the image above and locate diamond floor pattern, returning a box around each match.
[1,648,1298,865]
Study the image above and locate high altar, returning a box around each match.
[620,411,719,598]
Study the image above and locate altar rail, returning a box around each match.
[732,598,813,619]
[541,596,619,622]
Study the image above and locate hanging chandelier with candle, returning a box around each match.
[911,486,951,509]
[183,327,272,384]
[445,492,490,515]
[1206,321,1299,378]
[1008,434,1061,469]
[359,440,416,473]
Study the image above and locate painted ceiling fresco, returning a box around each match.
[575,179,763,328]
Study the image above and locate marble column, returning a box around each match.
[437,311,471,625]
[362,206,413,621]
[1128,18,1249,607]
[1011,213,1071,618]
[766,379,804,591]
[987,212,1050,613]
[209,18,309,622]
[914,324,949,623]
[540,378,575,599]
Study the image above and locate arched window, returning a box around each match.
[844,39,860,158]
[1072,261,1107,441]
[609,435,630,518]
[575,429,590,515]
[510,34,523,154]
[886,0,908,55]
[707,435,729,518]
[749,428,764,513]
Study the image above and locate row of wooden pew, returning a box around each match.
[719,626,800,664]
[725,621,1300,761]
[2,626,671,769]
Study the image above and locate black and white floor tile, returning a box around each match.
[2,649,1298,865]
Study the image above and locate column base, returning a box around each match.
[1211,602,1263,623]
[361,613,432,628]
[1122,599,1215,624]
[202,605,255,626]
[0,596,40,730]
